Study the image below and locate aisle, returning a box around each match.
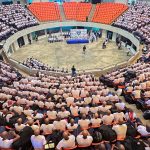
[110,88,150,125]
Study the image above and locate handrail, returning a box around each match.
[8,50,139,76]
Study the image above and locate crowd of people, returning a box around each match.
[0,60,149,150]
[22,57,69,73]
[0,1,150,150]
[100,50,150,119]
[114,1,150,45]
[0,4,38,42]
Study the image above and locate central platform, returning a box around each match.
[10,38,131,71]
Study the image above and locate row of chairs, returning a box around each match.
[28,2,61,22]
[28,2,127,23]
[63,2,92,21]
[92,3,128,24]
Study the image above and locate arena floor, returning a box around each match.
[10,38,131,71]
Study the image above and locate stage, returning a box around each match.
[66,39,89,44]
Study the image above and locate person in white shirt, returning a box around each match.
[112,120,127,140]
[70,103,79,117]
[136,123,150,137]
[15,118,25,132]
[47,106,57,120]
[66,96,74,107]
[53,116,67,131]
[78,114,90,130]
[56,131,76,150]
[31,129,46,150]
[40,118,55,135]
[0,131,20,149]
[57,107,70,119]
[115,100,125,111]
[102,110,114,125]
[67,119,78,132]
[79,105,89,115]
[27,119,40,131]
[91,113,101,128]
[34,111,44,119]
[76,130,93,147]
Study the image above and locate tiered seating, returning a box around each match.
[28,2,61,22]
[63,2,92,21]
[114,1,150,44]
[92,3,128,24]
[100,52,150,118]
[63,2,77,20]
[0,4,38,42]
[76,3,92,21]
[0,60,149,150]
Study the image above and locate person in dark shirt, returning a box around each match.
[83,45,86,54]
[71,65,76,77]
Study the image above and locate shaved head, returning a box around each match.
[44,118,49,124]
[17,118,22,124]
[118,144,125,150]
[82,130,88,139]
[34,129,40,136]
[1,131,8,140]
[63,131,69,140]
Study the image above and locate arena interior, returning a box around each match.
[0,0,150,149]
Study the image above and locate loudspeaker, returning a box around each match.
[91,0,101,4]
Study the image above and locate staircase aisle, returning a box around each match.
[109,88,150,125]
[59,4,66,21]
[88,4,96,22]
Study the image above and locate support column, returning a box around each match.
[10,44,14,53]
[29,33,33,44]
[13,40,19,51]
[11,43,16,52]
[45,29,48,37]
[112,32,116,42]
[23,35,29,45]
[102,29,107,39]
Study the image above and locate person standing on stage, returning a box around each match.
[118,41,122,50]
[83,45,86,54]
[71,65,76,77]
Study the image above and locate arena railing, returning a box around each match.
[7,50,140,77]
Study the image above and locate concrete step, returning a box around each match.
[88,4,96,22]
[59,4,66,21]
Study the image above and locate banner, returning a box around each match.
[70,29,88,39]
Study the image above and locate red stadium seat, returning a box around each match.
[28,2,61,22]
[63,2,92,21]
[92,3,128,24]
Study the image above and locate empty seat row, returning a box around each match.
[28,2,61,22]
[63,2,92,21]
[92,3,128,24]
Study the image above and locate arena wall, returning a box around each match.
[1,21,141,75]
[3,21,140,53]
